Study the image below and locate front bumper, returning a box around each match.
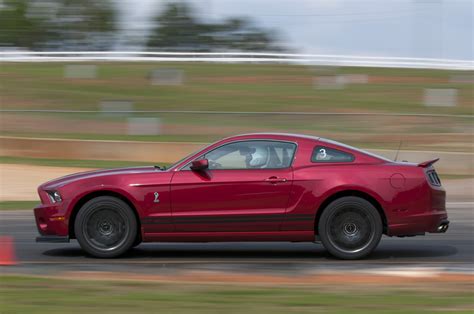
[34,203,69,236]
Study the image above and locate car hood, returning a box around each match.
[41,166,161,190]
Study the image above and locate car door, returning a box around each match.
[170,140,297,232]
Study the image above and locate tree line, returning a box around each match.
[0,0,285,51]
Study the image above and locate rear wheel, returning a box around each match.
[318,196,382,260]
[132,235,142,248]
[74,196,137,258]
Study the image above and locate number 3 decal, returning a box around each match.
[319,148,327,159]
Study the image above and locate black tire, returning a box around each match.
[318,196,382,260]
[132,235,142,248]
[74,196,137,258]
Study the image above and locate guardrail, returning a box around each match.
[1,51,473,70]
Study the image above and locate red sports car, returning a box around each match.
[35,133,448,259]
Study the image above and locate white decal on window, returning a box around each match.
[319,148,327,159]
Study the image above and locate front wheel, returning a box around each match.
[74,196,137,258]
[318,196,382,260]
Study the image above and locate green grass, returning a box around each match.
[1,62,472,153]
[0,275,472,313]
[0,201,38,210]
[0,156,170,169]
[2,62,473,114]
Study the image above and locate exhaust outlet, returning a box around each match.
[436,221,449,233]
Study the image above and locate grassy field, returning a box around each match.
[2,63,473,114]
[0,201,38,210]
[1,275,473,313]
[1,62,472,153]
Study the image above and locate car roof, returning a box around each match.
[223,133,320,142]
[169,133,391,170]
[226,134,392,163]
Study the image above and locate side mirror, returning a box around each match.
[190,159,209,171]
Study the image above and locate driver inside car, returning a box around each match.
[241,146,270,168]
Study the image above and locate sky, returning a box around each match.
[117,0,473,60]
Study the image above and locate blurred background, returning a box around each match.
[0,0,473,312]
[0,0,472,201]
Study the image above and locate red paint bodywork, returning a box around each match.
[34,133,447,242]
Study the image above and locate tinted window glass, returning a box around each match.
[188,141,296,170]
[319,138,391,162]
[311,146,354,163]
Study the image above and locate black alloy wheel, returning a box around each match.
[318,196,383,260]
[75,196,137,258]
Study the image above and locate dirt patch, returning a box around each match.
[0,164,95,201]
[51,270,474,288]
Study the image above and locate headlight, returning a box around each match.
[46,190,62,203]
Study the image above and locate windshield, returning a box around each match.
[167,143,213,170]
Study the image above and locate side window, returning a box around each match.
[205,144,247,169]
[311,146,354,163]
[198,141,296,170]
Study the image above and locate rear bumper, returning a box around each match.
[388,211,449,236]
[387,180,448,237]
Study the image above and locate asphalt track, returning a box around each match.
[1,202,473,275]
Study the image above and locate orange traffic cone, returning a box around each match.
[0,236,17,266]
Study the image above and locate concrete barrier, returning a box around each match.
[0,136,472,174]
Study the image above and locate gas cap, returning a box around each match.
[390,173,406,189]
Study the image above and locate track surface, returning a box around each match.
[1,203,473,275]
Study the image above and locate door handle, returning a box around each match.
[265,176,287,184]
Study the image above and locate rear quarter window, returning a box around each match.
[311,146,354,163]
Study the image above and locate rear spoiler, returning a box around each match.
[418,158,439,168]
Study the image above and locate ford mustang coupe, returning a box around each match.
[34,133,448,259]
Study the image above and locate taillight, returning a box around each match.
[426,169,441,186]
